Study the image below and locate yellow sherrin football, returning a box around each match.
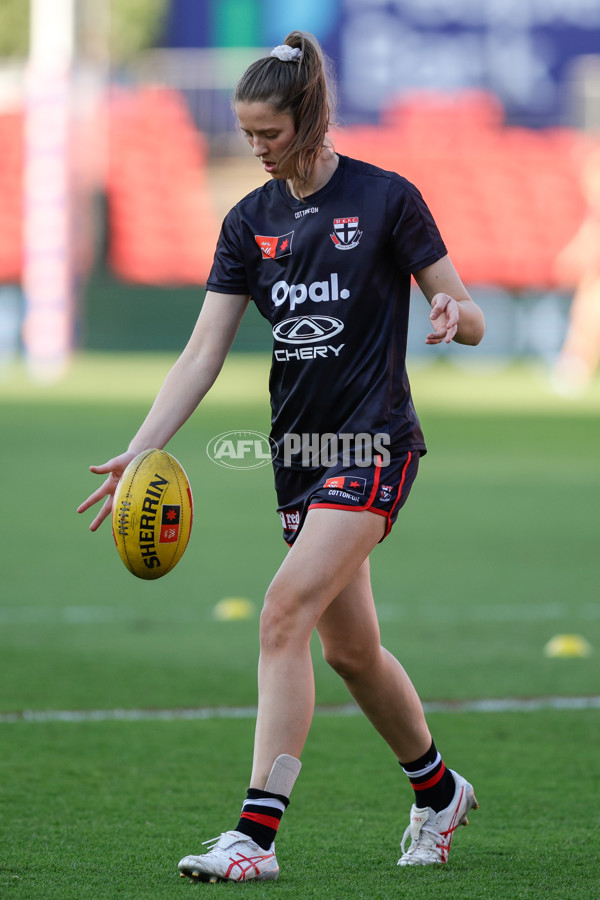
[112,449,193,580]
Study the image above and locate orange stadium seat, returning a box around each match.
[0,112,23,282]
[107,86,219,285]
[334,90,592,288]
[0,89,594,291]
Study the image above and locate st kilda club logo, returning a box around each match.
[331,216,362,250]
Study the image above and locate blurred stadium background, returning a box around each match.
[1,0,600,376]
[2,5,600,896]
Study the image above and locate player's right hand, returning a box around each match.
[77,451,137,532]
[426,292,460,344]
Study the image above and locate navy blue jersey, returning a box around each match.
[207,154,446,468]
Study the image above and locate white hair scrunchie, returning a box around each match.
[270,45,302,62]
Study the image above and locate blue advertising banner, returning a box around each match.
[337,0,600,126]
[161,0,600,127]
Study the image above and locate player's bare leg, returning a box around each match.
[316,556,431,762]
[555,275,600,392]
[315,535,478,866]
[179,506,477,878]
[249,508,386,788]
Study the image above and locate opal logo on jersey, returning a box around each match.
[272,315,344,345]
[271,273,350,310]
[331,217,362,250]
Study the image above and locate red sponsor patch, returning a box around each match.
[160,524,180,543]
[160,505,181,543]
[255,231,294,260]
[280,509,300,532]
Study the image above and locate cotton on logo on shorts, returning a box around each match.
[206,431,277,469]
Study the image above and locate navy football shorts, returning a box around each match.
[274,450,420,545]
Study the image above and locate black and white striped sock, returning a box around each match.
[400,741,456,812]
[236,788,289,850]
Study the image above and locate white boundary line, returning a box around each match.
[0,696,599,724]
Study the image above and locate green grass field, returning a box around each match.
[1,354,599,898]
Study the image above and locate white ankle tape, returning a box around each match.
[264,754,302,798]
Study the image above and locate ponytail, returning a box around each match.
[233,31,337,195]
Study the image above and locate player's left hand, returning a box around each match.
[426,292,460,344]
[77,450,137,531]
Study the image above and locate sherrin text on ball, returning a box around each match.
[112,449,193,579]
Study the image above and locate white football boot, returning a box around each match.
[178,830,279,883]
[398,769,478,866]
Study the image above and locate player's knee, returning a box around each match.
[322,641,378,681]
[259,604,289,654]
[259,585,312,653]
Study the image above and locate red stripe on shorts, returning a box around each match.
[382,451,412,537]
[389,452,412,519]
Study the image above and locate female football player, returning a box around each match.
[79,31,485,882]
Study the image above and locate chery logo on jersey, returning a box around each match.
[272,316,344,345]
[331,217,362,250]
[255,231,294,260]
[271,274,350,310]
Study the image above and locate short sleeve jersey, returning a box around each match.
[207,154,447,468]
